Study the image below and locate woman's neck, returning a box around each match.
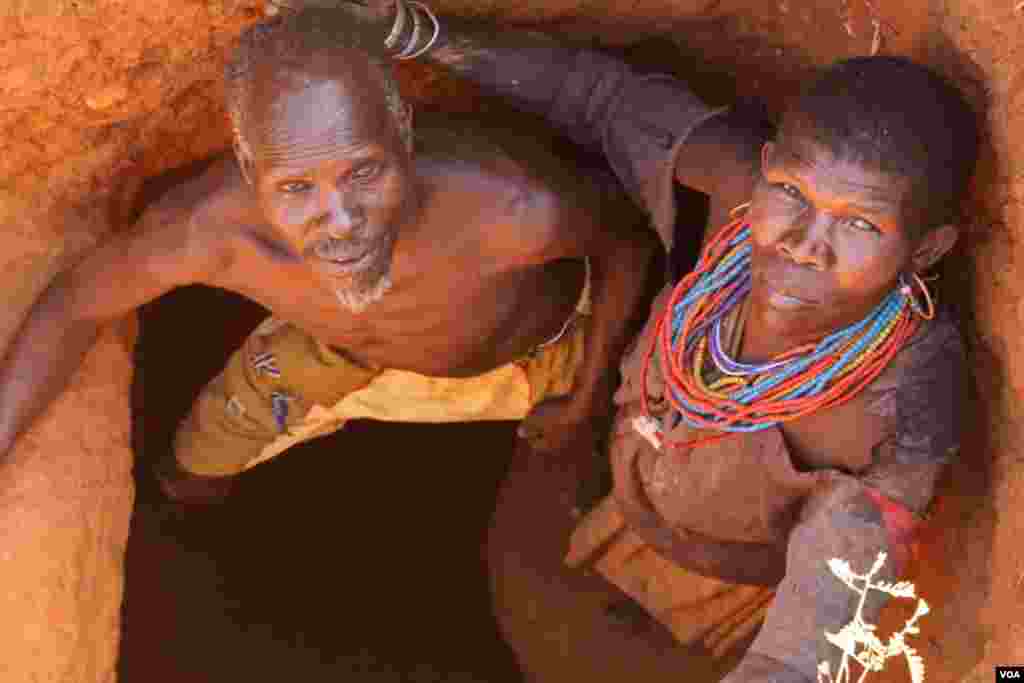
[737,294,827,363]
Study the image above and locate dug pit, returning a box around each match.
[0,1,1021,681]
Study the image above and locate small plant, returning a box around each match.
[817,551,929,683]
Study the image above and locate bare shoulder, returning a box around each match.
[133,153,253,277]
[138,153,247,229]
[63,153,254,321]
[415,114,555,194]
[414,113,623,258]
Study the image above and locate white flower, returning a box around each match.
[817,552,929,683]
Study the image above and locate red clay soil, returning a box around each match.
[1,1,1023,681]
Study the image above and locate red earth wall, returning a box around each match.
[0,0,1020,680]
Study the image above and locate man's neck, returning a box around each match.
[381,169,432,288]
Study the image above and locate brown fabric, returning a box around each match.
[578,68,726,252]
[610,284,964,584]
[603,287,964,680]
[448,44,965,678]
[173,318,380,477]
[567,496,774,660]
[172,311,587,477]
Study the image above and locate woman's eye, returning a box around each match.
[777,183,804,201]
[278,181,313,194]
[848,217,880,233]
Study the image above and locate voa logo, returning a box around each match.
[999,671,1022,679]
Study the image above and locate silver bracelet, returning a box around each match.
[395,0,423,59]
[393,1,440,60]
[384,0,409,51]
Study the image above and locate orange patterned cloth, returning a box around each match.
[174,271,590,477]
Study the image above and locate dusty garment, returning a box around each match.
[570,295,961,673]
[567,496,775,660]
[609,289,962,575]
[174,272,590,477]
[453,44,966,680]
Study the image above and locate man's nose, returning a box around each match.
[778,212,833,270]
[320,187,364,238]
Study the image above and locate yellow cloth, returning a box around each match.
[174,282,589,476]
[566,496,774,659]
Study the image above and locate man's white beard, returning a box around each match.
[333,271,393,314]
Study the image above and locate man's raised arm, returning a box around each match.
[420,10,767,231]
[322,0,762,250]
[0,200,226,461]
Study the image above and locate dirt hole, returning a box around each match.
[120,283,525,682]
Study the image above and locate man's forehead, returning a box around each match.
[248,69,394,158]
[263,79,357,129]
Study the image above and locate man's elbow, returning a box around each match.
[592,223,659,276]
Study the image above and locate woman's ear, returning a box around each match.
[911,223,959,272]
[761,141,775,171]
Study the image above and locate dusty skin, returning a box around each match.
[1,1,1023,681]
[0,37,656,503]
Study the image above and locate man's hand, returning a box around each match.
[518,372,613,455]
[517,395,598,455]
[154,455,235,507]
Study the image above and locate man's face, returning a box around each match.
[247,59,414,313]
[744,131,922,342]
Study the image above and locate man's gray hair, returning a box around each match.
[224,9,410,165]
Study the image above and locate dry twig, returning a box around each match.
[817,552,929,683]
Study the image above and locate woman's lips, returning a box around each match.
[758,274,820,309]
[753,259,820,310]
[766,290,817,309]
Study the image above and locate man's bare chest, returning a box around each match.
[213,236,580,377]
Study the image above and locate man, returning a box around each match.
[0,9,656,505]
[307,2,979,680]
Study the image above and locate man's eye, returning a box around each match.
[278,181,313,194]
[351,163,382,181]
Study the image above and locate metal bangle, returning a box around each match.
[395,0,424,59]
[384,0,409,51]
[397,1,439,60]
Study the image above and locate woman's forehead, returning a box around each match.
[769,133,911,205]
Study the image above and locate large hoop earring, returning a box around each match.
[899,272,935,320]
[384,0,410,51]
[729,201,751,219]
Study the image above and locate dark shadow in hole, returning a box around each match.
[118,161,525,681]
[121,282,526,683]
[113,16,998,681]
[112,33,703,683]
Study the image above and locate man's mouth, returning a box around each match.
[313,238,367,261]
[313,247,374,277]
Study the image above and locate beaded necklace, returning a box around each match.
[640,216,921,450]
